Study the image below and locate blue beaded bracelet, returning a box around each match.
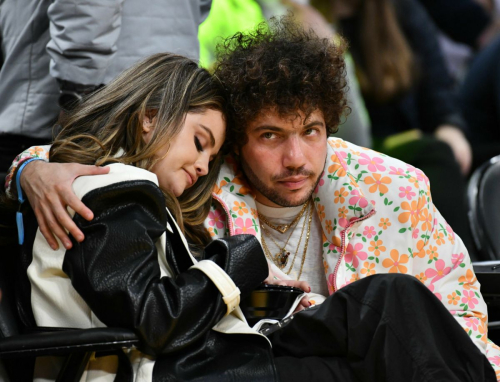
[16,158,46,244]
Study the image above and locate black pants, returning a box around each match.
[271,274,496,382]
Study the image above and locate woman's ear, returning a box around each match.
[142,111,157,143]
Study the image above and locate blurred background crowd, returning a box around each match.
[1,0,500,259]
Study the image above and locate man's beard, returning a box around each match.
[240,156,322,207]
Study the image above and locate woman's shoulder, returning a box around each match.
[72,163,159,201]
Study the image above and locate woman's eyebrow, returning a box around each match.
[200,124,215,146]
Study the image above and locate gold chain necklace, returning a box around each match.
[261,212,306,270]
[258,199,310,234]
[295,204,314,280]
[260,216,300,269]
[261,202,314,280]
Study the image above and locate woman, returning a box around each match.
[13,53,275,381]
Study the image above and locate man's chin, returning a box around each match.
[263,186,314,207]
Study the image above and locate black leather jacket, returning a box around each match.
[18,179,277,381]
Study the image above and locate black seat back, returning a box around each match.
[468,155,500,261]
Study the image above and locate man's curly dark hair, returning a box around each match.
[214,15,349,149]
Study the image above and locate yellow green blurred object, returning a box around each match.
[198,0,266,69]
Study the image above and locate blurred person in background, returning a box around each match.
[0,0,212,181]
[311,0,475,254]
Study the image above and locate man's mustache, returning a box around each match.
[271,168,315,181]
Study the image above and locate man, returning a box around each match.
[6,17,500,381]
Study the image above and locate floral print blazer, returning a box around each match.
[206,137,500,377]
[7,139,500,378]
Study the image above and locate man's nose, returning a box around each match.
[283,136,306,169]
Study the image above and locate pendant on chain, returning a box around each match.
[277,249,290,269]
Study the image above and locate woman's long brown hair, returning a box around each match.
[50,53,226,249]
[319,0,416,102]
[356,0,415,102]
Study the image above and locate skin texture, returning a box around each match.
[239,109,328,208]
[20,110,225,250]
[142,109,225,197]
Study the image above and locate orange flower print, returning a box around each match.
[317,204,326,221]
[338,206,348,219]
[458,269,478,290]
[250,208,258,219]
[29,146,47,158]
[364,173,392,194]
[398,200,421,228]
[368,239,386,256]
[350,273,360,283]
[232,201,248,216]
[415,272,427,283]
[328,160,347,177]
[329,139,348,149]
[379,218,391,230]
[426,245,438,261]
[420,208,432,232]
[323,260,329,274]
[433,231,445,245]
[360,262,376,276]
[232,175,252,195]
[213,179,228,195]
[382,249,409,274]
[408,176,419,189]
[325,220,333,234]
[334,187,349,204]
[414,240,426,258]
[207,227,216,237]
[448,292,460,305]
[478,320,488,345]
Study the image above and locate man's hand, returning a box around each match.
[434,125,472,176]
[20,161,110,250]
[264,266,311,311]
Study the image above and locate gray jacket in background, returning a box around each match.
[0,0,211,140]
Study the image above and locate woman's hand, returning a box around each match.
[20,161,109,250]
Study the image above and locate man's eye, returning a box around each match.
[194,137,203,152]
[262,132,274,139]
[305,128,315,135]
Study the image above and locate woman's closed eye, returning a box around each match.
[194,136,203,152]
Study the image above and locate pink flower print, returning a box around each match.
[406,164,416,173]
[399,186,416,200]
[434,292,442,301]
[414,169,426,182]
[207,209,225,229]
[451,253,465,269]
[349,189,368,208]
[363,226,376,239]
[389,166,405,176]
[424,259,451,283]
[345,243,367,268]
[338,217,348,228]
[234,218,257,236]
[462,290,479,309]
[358,153,386,172]
[488,356,500,366]
[412,228,420,239]
[464,317,479,331]
[314,177,325,193]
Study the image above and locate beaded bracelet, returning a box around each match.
[16,158,46,244]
